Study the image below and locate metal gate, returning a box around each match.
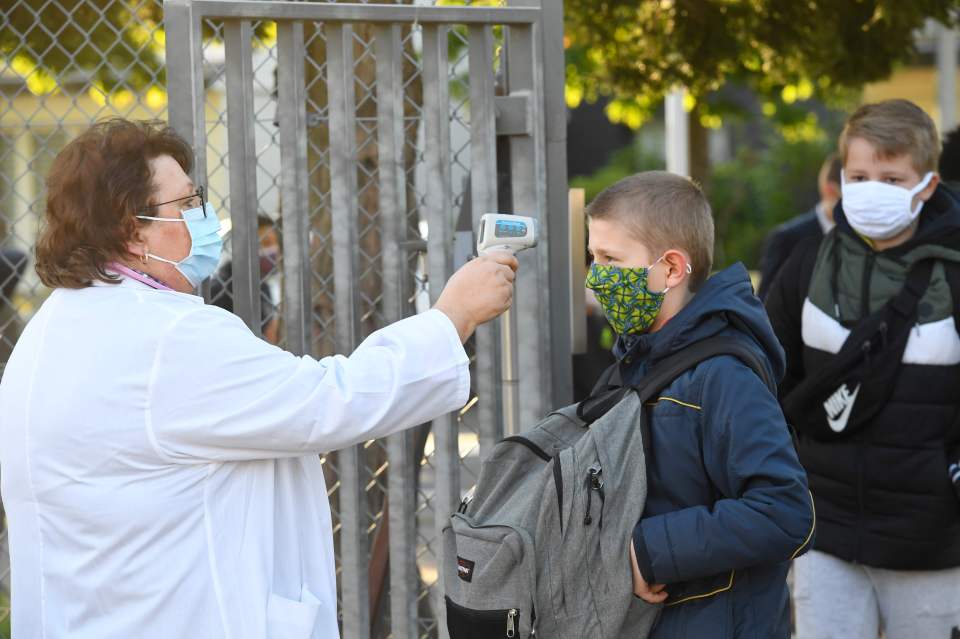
[163,1,569,636]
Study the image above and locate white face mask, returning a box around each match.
[840,170,935,240]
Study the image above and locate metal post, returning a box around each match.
[515,0,572,407]
[164,0,207,183]
[499,295,521,437]
[665,87,689,177]
[422,24,458,639]
[187,1,538,23]
[938,24,958,133]
[468,25,506,448]
[165,0,213,304]
[327,21,369,639]
[569,188,587,355]
[224,20,262,334]
[276,21,312,356]
[375,22,418,639]
[504,20,549,430]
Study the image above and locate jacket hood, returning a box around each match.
[835,183,960,263]
[615,263,786,383]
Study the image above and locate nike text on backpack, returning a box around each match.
[441,336,775,639]
[782,259,935,440]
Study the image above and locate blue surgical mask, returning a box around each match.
[136,202,223,287]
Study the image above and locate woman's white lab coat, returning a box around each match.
[0,276,470,638]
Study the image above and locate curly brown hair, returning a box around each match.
[35,119,194,289]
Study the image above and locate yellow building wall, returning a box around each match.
[862,65,956,133]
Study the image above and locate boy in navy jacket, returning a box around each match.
[585,171,815,638]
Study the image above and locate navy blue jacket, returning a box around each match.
[757,207,824,300]
[619,264,814,639]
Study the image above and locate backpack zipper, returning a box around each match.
[583,464,605,528]
[458,486,476,514]
[506,608,517,637]
[860,252,875,320]
[552,455,563,533]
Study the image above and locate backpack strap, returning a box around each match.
[588,360,622,397]
[634,336,774,402]
[577,335,774,423]
[942,261,960,337]
[781,258,935,440]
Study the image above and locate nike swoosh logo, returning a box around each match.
[825,383,860,432]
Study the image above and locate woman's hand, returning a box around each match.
[434,251,519,343]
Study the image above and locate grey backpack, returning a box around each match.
[442,336,773,639]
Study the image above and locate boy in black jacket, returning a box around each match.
[587,171,815,638]
[766,99,960,638]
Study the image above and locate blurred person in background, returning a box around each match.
[940,125,960,191]
[210,213,281,344]
[757,153,842,300]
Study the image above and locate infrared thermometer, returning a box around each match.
[475,213,538,437]
[477,214,538,255]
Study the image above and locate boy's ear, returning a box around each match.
[911,173,940,214]
[661,249,693,290]
[822,181,841,203]
[918,173,940,202]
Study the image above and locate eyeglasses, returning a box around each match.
[139,186,207,218]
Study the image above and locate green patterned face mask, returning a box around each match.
[586,260,668,335]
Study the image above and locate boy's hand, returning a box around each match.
[434,251,519,343]
[630,541,668,604]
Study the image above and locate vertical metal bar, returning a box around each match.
[938,25,958,133]
[327,22,369,639]
[531,0,572,405]
[468,25,503,452]
[422,24,457,639]
[224,20,262,334]
[569,188,587,355]
[165,0,213,301]
[665,88,690,176]
[277,21,312,356]
[504,21,548,429]
[376,22,417,639]
[164,0,207,183]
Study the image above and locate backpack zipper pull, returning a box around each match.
[458,486,476,514]
[583,480,593,526]
[506,609,517,638]
[584,465,604,526]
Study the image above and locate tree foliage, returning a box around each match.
[2,1,167,92]
[565,0,959,126]
[1,0,270,94]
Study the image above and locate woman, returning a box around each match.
[0,119,517,638]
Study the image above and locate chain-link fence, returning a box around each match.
[0,1,567,636]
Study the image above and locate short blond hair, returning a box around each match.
[587,171,715,291]
[839,99,940,173]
